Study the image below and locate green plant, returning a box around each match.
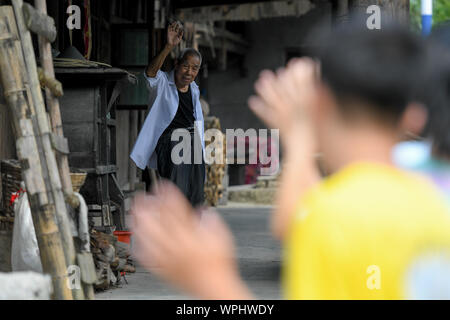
[410,0,450,32]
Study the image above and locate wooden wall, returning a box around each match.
[350,0,410,24]
[0,91,16,161]
[0,89,17,207]
[0,0,14,160]
[116,110,131,189]
[116,109,145,190]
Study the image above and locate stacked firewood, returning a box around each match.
[90,229,135,291]
[204,117,226,206]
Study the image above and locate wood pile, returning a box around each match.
[204,117,226,206]
[90,229,135,291]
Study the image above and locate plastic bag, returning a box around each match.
[11,185,43,273]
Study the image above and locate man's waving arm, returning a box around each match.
[145,21,183,78]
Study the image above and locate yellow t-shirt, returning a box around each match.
[283,162,450,300]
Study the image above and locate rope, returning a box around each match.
[53,57,112,68]
[52,58,138,83]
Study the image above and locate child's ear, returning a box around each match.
[398,102,428,139]
[315,83,337,120]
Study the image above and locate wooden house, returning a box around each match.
[0,0,411,223]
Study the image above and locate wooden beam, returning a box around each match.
[214,28,249,47]
[195,24,249,57]
[334,0,349,24]
[128,110,137,191]
[176,0,314,22]
[175,0,287,9]
[218,22,227,71]
[198,37,247,55]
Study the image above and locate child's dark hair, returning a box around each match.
[312,19,427,126]
[422,23,450,159]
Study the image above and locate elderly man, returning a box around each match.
[130,22,205,206]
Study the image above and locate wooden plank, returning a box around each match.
[334,0,349,24]
[50,133,69,155]
[116,109,129,187]
[88,210,102,217]
[77,252,97,284]
[106,80,123,114]
[218,22,227,71]
[109,173,125,229]
[96,165,118,175]
[58,88,96,123]
[197,37,247,55]
[0,98,16,161]
[128,110,137,191]
[103,118,116,126]
[54,67,129,75]
[67,151,96,169]
[176,0,315,22]
[214,28,249,47]
[64,124,95,152]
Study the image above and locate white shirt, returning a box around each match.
[130,70,205,170]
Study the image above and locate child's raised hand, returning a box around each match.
[248,58,319,152]
[131,181,250,299]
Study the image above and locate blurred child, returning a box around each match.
[131,22,450,300]
[393,23,450,203]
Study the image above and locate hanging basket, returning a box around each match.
[1,159,87,217]
[70,168,87,193]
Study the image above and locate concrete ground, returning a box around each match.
[95,203,282,300]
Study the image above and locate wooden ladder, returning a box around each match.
[0,0,96,299]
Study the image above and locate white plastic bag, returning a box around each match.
[11,185,43,273]
[0,272,52,300]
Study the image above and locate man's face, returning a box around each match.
[175,54,201,88]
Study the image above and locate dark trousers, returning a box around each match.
[155,129,205,207]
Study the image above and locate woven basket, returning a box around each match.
[0,216,14,231]
[70,168,87,193]
[0,159,87,217]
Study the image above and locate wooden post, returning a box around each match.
[335,0,349,24]
[218,21,227,71]
[137,110,145,182]
[128,110,137,191]
[0,10,72,300]
[33,0,78,207]
[10,0,84,299]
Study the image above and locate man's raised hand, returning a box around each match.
[167,21,183,48]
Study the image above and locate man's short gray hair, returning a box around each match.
[177,48,202,65]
